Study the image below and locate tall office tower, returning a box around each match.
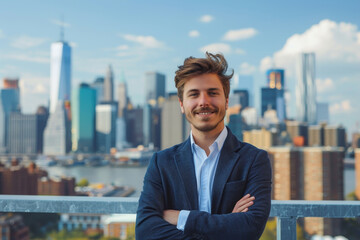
[296,53,317,124]
[8,112,47,154]
[71,83,96,153]
[3,78,19,89]
[143,104,161,149]
[308,125,325,146]
[117,71,128,118]
[96,102,117,153]
[43,101,72,155]
[36,106,49,154]
[267,147,303,200]
[0,88,21,153]
[267,69,284,90]
[316,102,329,123]
[303,147,344,236]
[261,69,286,122]
[324,125,346,148]
[91,77,105,104]
[286,121,308,146]
[355,149,360,199]
[104,65,114,102]
[161,93,190,150]
[145,72,166,104]
[125,106,144,147]
[229,89,249,110]
[50,40,71,113]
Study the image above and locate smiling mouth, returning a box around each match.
[194,107,217,116]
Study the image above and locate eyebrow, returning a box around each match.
[186,87,221,93]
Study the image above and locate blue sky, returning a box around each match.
[1,0,359,135]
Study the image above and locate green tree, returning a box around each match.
[77,178,89,187]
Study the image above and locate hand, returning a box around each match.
[163,209,180,225]
[232,194,255,213]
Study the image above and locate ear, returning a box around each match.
[225,98,229,110]
[178,98,185,113]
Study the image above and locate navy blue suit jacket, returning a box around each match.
[136,128,272,240]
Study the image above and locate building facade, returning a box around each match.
[296,53,317,124]
[96,102,117,153]
[145,72,165,104]
[104,65,114,102]
[71,83,96,153]
[50,41,71,113]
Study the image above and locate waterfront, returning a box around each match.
[45,165,148,197]
[44,164,356,198]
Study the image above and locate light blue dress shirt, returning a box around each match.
[177,127,228,231]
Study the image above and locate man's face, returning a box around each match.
[179,73,228,134]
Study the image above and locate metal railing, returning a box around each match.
[1,195,360,240]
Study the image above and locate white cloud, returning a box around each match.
[223,28,258,41]
[200,15,214,23]
[4,54,49,63]
[329,100,354,114]
[116,45,129,51]
[189,30,200,38]
[316,78,335,93]
[239,62,256,75]
[11,36,47,49]
[200,43,231,54]
[123,34,164,48]
[260,56,274,72]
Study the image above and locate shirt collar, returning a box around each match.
[190,127,228,153]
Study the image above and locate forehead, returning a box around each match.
[183,74,223,91]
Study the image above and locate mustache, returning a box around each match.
[193,106,218,114]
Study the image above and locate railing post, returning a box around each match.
[277,217,296,240]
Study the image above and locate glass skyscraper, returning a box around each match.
[145,72,165,104]
[50,41,71,113]
[96,102,117,153]
[71,83,96,153]
[0,88,20,153]
[296,53,317,124]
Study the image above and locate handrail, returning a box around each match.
[1,195,360,240]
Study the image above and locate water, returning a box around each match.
[44,165,356,198]
[44,165,148,197]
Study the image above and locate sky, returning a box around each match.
[1,0,359,136]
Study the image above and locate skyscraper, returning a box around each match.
[104,65,114,102]
[96,102,117,153]
[117,71,128,118]
[43,101,72,155]
[296,53,317,124]
[50,41,71,113]
[261,69,286,122]
[145,72,165,104]
[91,77,105,104]
[229,89,249,110]
[161,94,190,150]
[71,83,96,153]
[0,87,20,153]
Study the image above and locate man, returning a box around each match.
[136,53,272,239]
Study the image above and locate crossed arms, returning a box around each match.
[136,149,272,240]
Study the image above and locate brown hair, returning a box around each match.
[174,52,234,102]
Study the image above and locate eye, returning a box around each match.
[208,91,218,96]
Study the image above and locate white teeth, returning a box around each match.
[198,112,211,115]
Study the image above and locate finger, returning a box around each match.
[233,196,255,211]
[233,199,255,213]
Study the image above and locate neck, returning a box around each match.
[191,125,224,156]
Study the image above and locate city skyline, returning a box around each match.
[0,0,359,135]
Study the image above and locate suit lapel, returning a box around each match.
[211,130,241,213]
[174,138,199,210]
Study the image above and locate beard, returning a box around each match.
[185,106,226,132]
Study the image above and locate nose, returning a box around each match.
[199,92,210,107]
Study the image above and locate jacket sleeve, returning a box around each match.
[136,153,193,240]
[184,150,272,240]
